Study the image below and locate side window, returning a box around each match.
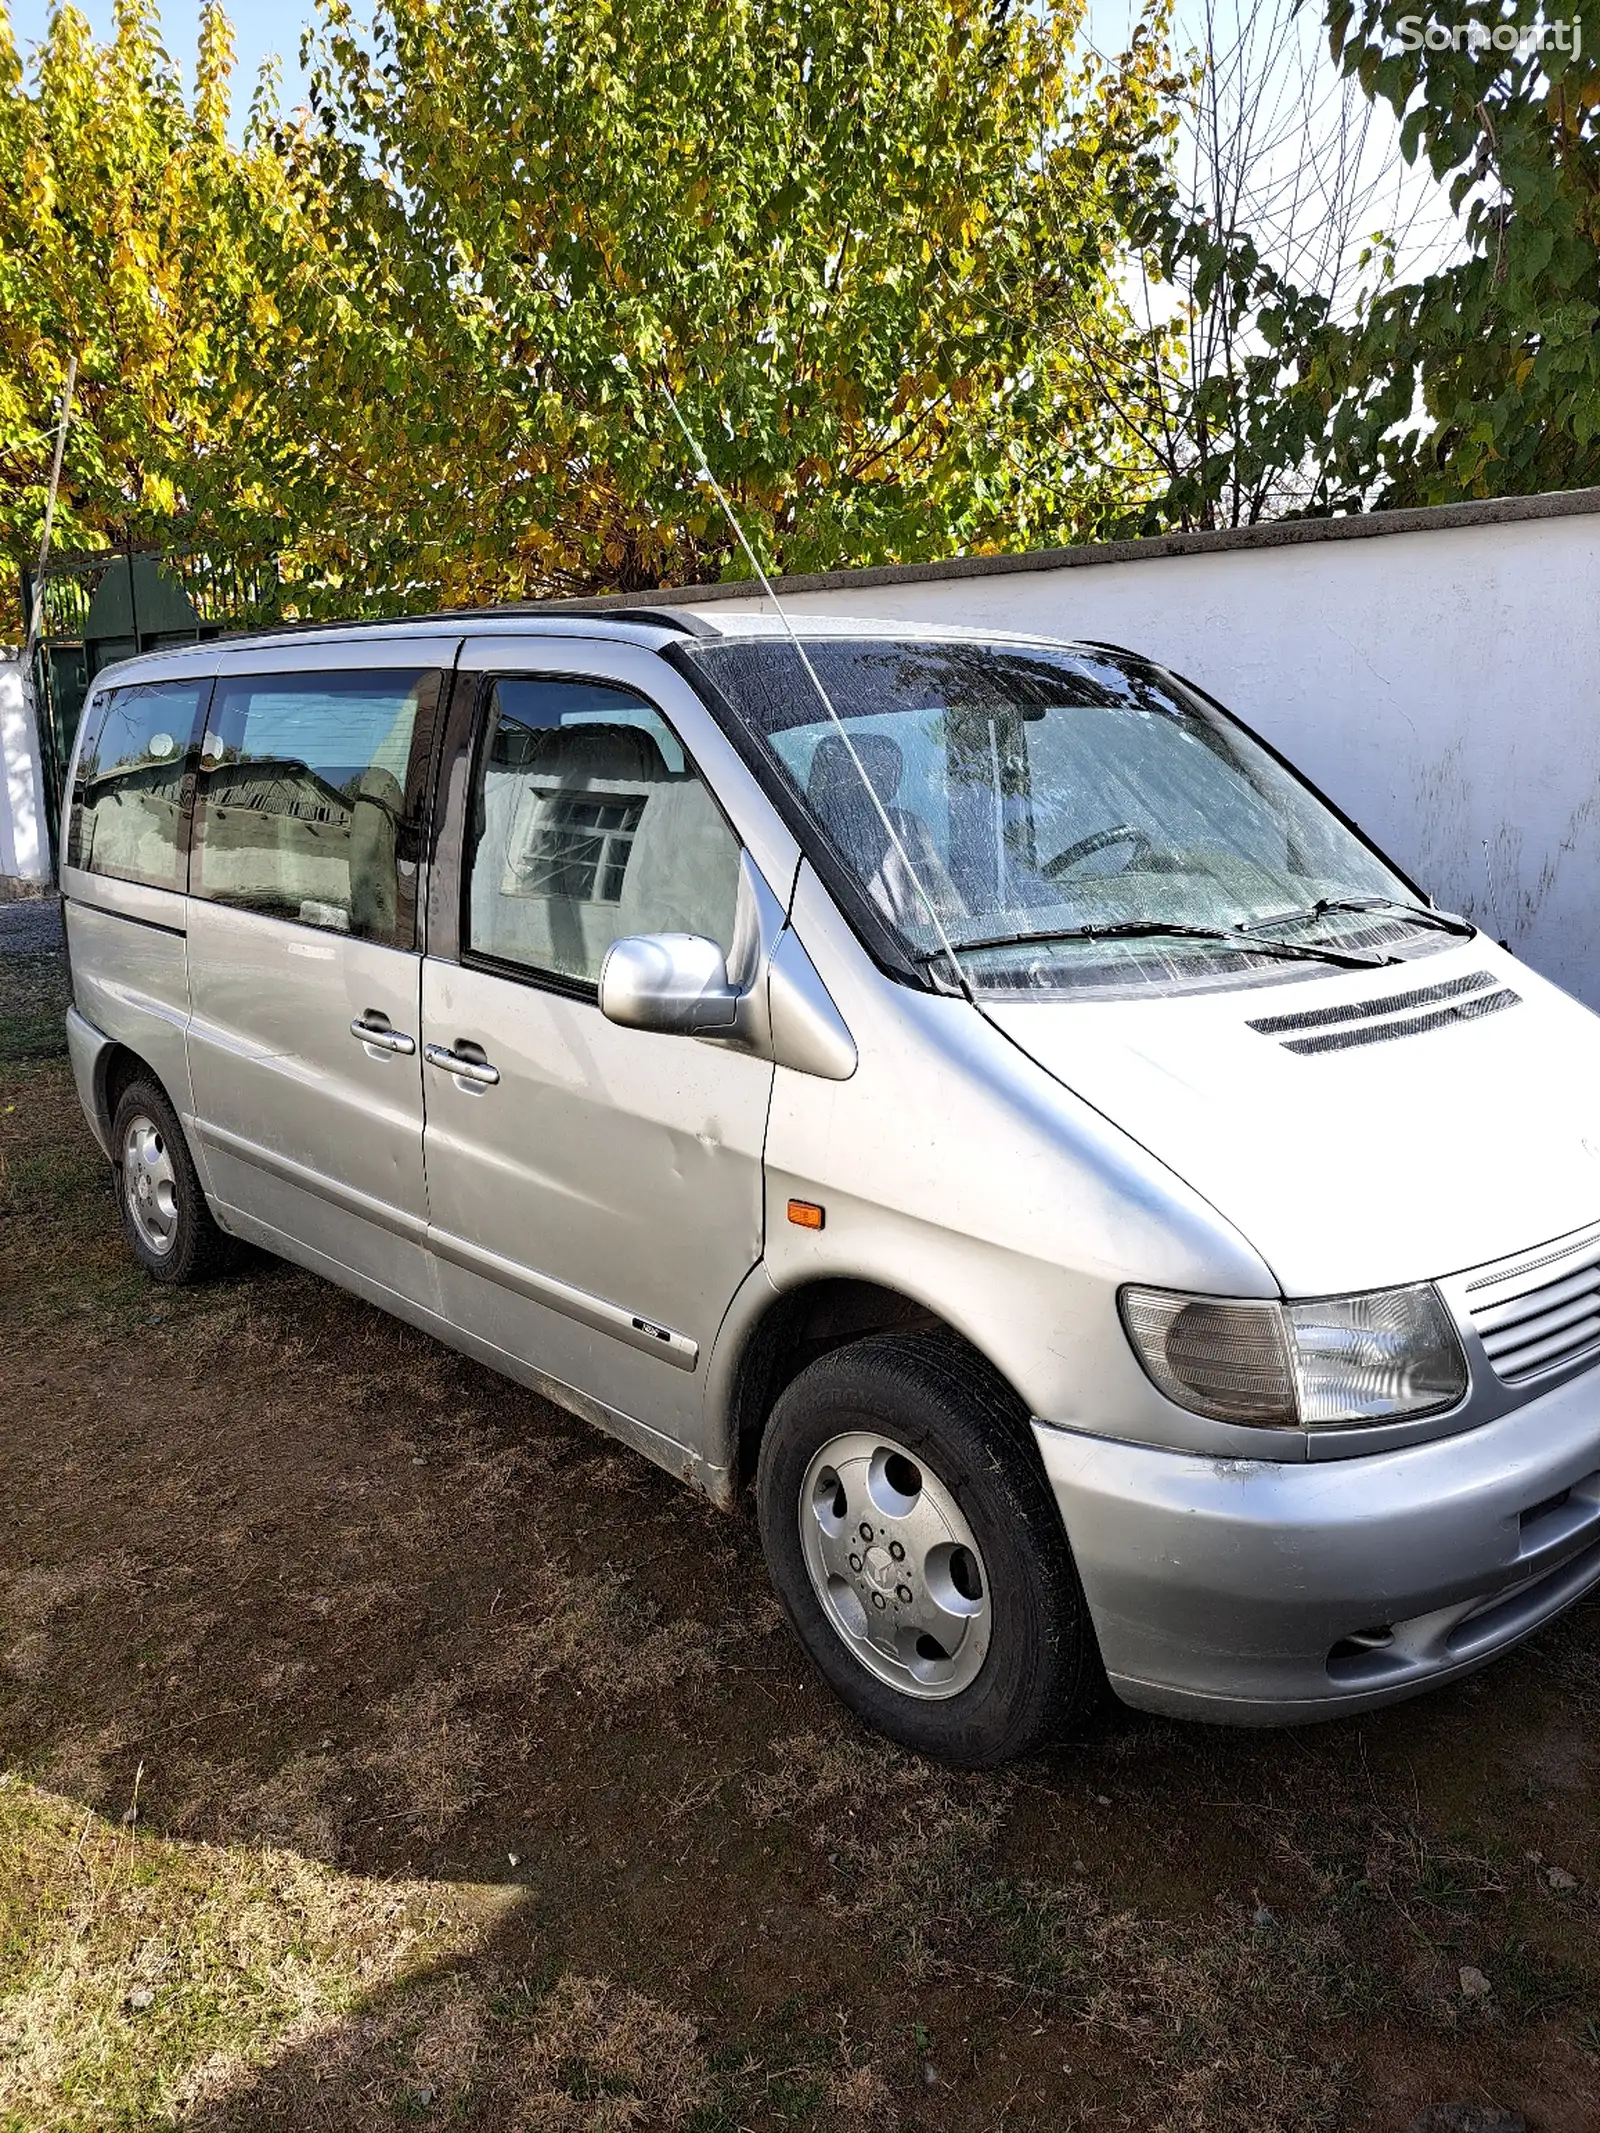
[466,677,741,989]
[190,669,435,947]
[67,679,206,890]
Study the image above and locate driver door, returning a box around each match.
[420,637,798,1468]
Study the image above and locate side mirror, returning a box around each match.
[598,933,740,1036]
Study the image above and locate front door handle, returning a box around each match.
[350,1014,416,1056]
[424,1041,500,1087]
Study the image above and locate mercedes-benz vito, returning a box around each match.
[59,610,1600,1764]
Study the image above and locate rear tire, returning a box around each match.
[757,1329,1103,1766]
[110,1078,235,1285]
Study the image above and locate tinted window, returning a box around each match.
[467,677,740,989]
[67,679,206,890]
[191,670,434,947]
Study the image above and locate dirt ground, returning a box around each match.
[3,904,1599,2132]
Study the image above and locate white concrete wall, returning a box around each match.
[0,652,50,888]
[695,509,1600,1007]
[12,506,1594,987]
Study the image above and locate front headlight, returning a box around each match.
[1120,1282,1468,1429]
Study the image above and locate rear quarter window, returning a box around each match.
[67,679,208,891]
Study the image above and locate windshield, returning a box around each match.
[691,636,1448,998]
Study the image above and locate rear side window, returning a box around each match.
[190,670,437,947]
[67,679,206,890]
[466,676,741,989]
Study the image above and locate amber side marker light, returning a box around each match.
[787,1199,825,1230]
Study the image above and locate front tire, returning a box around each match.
[110,1078,235,1285]
[757,1330,1103,1766]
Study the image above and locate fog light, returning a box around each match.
[1120,1282,1468,1429]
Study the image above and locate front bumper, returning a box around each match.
[1034,1363,1600,1723]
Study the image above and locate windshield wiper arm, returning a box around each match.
[1241,895,1475,940]
[922,920,1399,969]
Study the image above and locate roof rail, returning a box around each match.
[542,602,720,636]
[446,599,721,636]
[1075,639,1150,662]
[212,600,721,645]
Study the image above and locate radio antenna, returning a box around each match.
[653,375,972,1001]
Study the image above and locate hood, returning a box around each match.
[980,941,1600,1296]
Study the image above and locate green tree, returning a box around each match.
[1072,0,1600,524]
[0,0,317,623]
[1318,0,1600,501]
[267,0,1187,603]
[3,0,1194,621]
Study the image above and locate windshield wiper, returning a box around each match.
[1241,895,1475,940]
[921,920,1400,970]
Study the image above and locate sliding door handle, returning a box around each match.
[425,1041,500,1087]
[350,1015,416,1055]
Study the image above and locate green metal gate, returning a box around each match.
[24,546,281,860]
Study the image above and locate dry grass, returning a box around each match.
[743,1726,980,1826]
[2,1553,147,1685]
[0,1735,1379,2133]
[497,1973,712,2131]
[354,1551,729,1836]
[473,1561,726,1710]
[178,1965,719,2133]
[746,1724,1359,2132]
[361,1678,488,1838]
[27,1724,134,1807]
[214,1750,350,1862]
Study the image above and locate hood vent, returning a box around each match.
[1248,969,1520,1057]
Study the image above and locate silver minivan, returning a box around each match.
[60,609,1600,1764]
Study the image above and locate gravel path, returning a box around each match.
[0,895,64,956]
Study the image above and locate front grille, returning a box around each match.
[1247,968,1521,1056]
[1466,1225,1600,1385]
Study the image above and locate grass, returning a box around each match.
[0,1762,910,2132]
[748,1729,1366,2130]
[4,909,1600,2129]
[0,1770,742,2131]
[0,1774,488,2130]
[0,947,69,1064]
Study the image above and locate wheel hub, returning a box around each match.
[799,1430,991,1700]
[122,1114,178,1257]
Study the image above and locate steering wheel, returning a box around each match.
[1042,822,1155,879]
